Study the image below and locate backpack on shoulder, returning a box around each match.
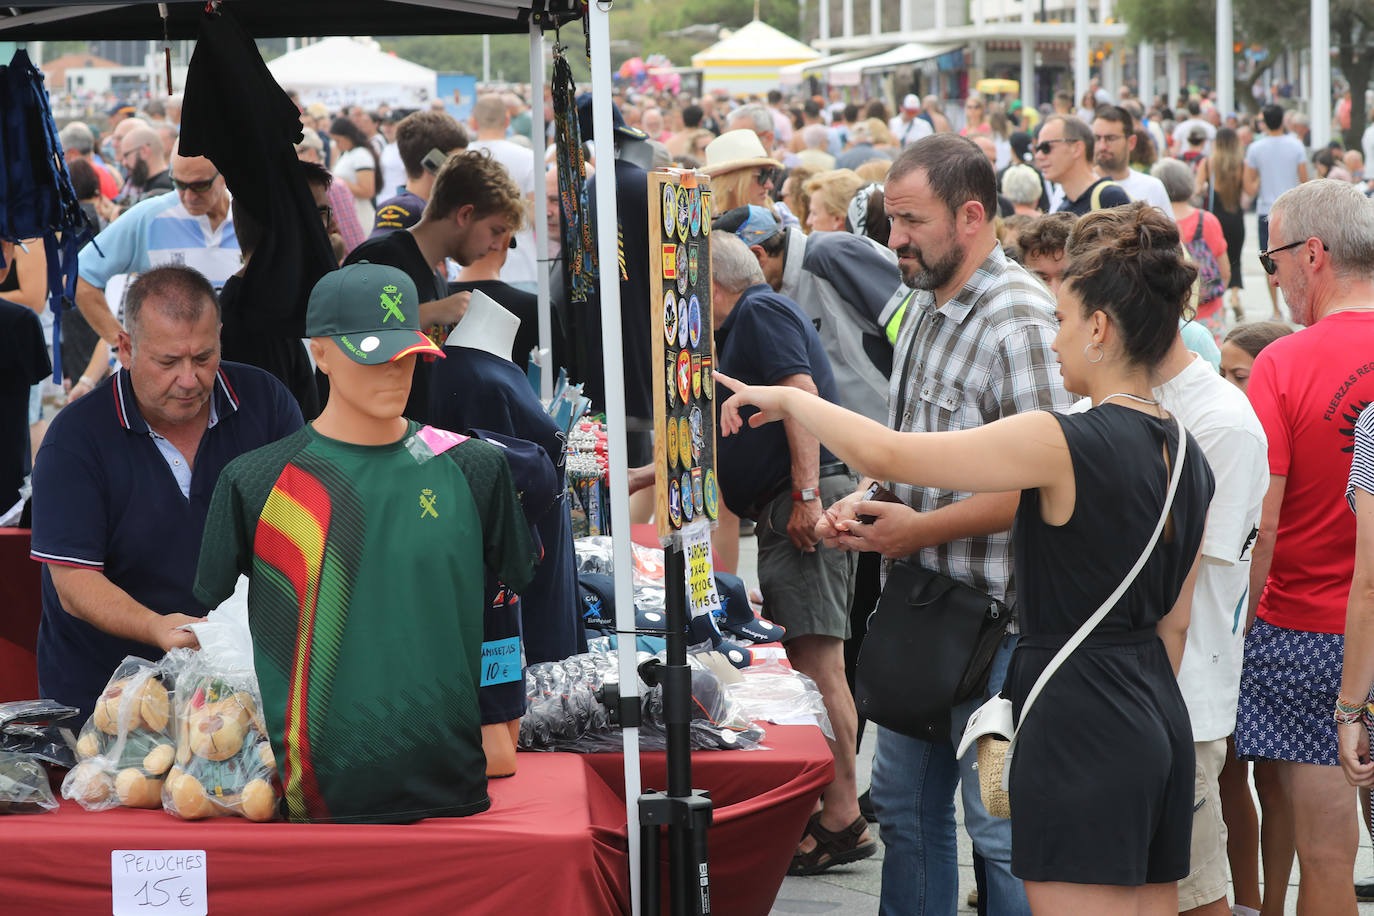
[1183,212,1226,306]
[0,49,95,382]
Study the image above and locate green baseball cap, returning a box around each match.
[306,261,446,365]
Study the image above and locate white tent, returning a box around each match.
[691,19,819,96]
[267,36,437,109]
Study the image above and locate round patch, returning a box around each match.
[702,192,712,235]
[668,478,683,528]
[662,184,677,240]
[642,611,663,625]
[676,185,690,242]
[689,187,702,237]
[663,289,678,344]
[359,336,381,353]
[688,295,702,348]
[692,471,704,514]
[703,469,719,520]
[689,405,704,460]
[679,415,692,468]
[681,471,695,521]
[665,413,679,469]
[676,349,692,404]
[727,649,744,666]
[676,243,689,296]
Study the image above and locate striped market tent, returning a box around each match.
[691,18,820,96]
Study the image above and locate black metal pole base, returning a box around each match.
[639,789,714,916]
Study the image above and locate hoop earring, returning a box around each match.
[1084,342,1104,364]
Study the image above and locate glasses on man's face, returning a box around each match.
[755,167,777,188]
[1092,133,1125,145]
[1258,238,1327,275]
[172,171,220,194]
[1034,138,1076,156]
[316,204,333,227]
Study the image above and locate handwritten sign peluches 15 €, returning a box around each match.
[111,850,207,916]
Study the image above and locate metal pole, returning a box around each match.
[1137,40,1153,101]
[1021,0,1034,111]
[528,19,553,402]
[483,33,492,84]
[1074,0,1090,103]
[1215,0,1234,118]
[1166,40,1182,108]
[1310,0,1331,146]
[588,4,642,914]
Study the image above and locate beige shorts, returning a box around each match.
[1178,737,1229,910]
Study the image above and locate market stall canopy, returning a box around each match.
[0,0,580,40]
[827,41,963,87]
[691,18,819,96]
[267,36,437,109]
[778,50,872,88]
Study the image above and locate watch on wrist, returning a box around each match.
[792,487,819,502]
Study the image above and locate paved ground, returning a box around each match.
[731,212,1374,913]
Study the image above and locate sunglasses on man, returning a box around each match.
[1034,138,1078,156]
[172,171,220,194]
[1258,238,1327,275]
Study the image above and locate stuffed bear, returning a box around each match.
[63,665,176,810]
[163,679,278,822]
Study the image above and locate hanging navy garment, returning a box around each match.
[430,347,585,665]
[179,6,335,344]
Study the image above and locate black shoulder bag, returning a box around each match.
[853,309,1012,741]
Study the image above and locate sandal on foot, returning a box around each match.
[788,814,876,876]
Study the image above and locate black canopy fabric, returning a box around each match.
[0,0,579,40]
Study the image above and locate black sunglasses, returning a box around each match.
[1034,138,1077,156]
[316,204,333,226]
[172,170,220,194]
[1258,238,1327,275]
[755,167,777,187]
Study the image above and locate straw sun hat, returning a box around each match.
[701,129,783,177]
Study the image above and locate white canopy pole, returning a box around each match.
[587,3,643,913]
[529,19,553,402]
[1310,0,1331,147]
[1073,0,1090,104]
[1215,0,1233,119]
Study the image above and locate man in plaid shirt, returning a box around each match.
[819,134,1072,914]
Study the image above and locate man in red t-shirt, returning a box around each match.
[1237,179,1374,914]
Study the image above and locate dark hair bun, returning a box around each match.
[1063,201,1197,368]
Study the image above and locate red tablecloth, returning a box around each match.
[0,528,41,702]
[0,726,832,916]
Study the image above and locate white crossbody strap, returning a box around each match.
[1010,416,1188,751]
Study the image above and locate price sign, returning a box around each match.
[682,521,723,619]
[111,851,208,916]
[479,637,522,686]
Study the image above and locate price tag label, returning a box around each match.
[111,850,207,916]
[480,637,522,686]
[682,521,723,619]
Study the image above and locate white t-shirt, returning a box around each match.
[1114,169,1175,219]
[1155,354,1269,742]
[888,114,933,147]
[379,143,407,200]
[332,146,377,235]
[471,138,537,285]
[1172,118,1217,155]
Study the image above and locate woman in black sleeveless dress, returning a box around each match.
[717,202,1214,914]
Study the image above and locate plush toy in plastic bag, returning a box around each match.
[62,657,175,810]
[162,584,280,822]
[163,674,276,822]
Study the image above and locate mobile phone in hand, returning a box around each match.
[857,482,902,525]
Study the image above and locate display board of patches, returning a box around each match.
[649,170,720,543]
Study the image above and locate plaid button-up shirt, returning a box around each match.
[886,244,1073,622]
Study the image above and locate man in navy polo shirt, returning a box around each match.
[29,265,302,719]
[709,229,868,873]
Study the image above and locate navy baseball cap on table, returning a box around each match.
[575,93,649,142]
[712,204,782,247]
[688,610,754,669]
[713,572,785,644]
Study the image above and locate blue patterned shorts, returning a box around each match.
[1235,618,1342,766]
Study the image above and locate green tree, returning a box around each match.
[1116,0,1306,114]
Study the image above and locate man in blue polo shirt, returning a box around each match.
[709,230,868,874]
[29,265,301,719]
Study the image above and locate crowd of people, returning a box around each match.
[5,56,1374,916]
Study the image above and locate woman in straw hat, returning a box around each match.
[701,128,784,216]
